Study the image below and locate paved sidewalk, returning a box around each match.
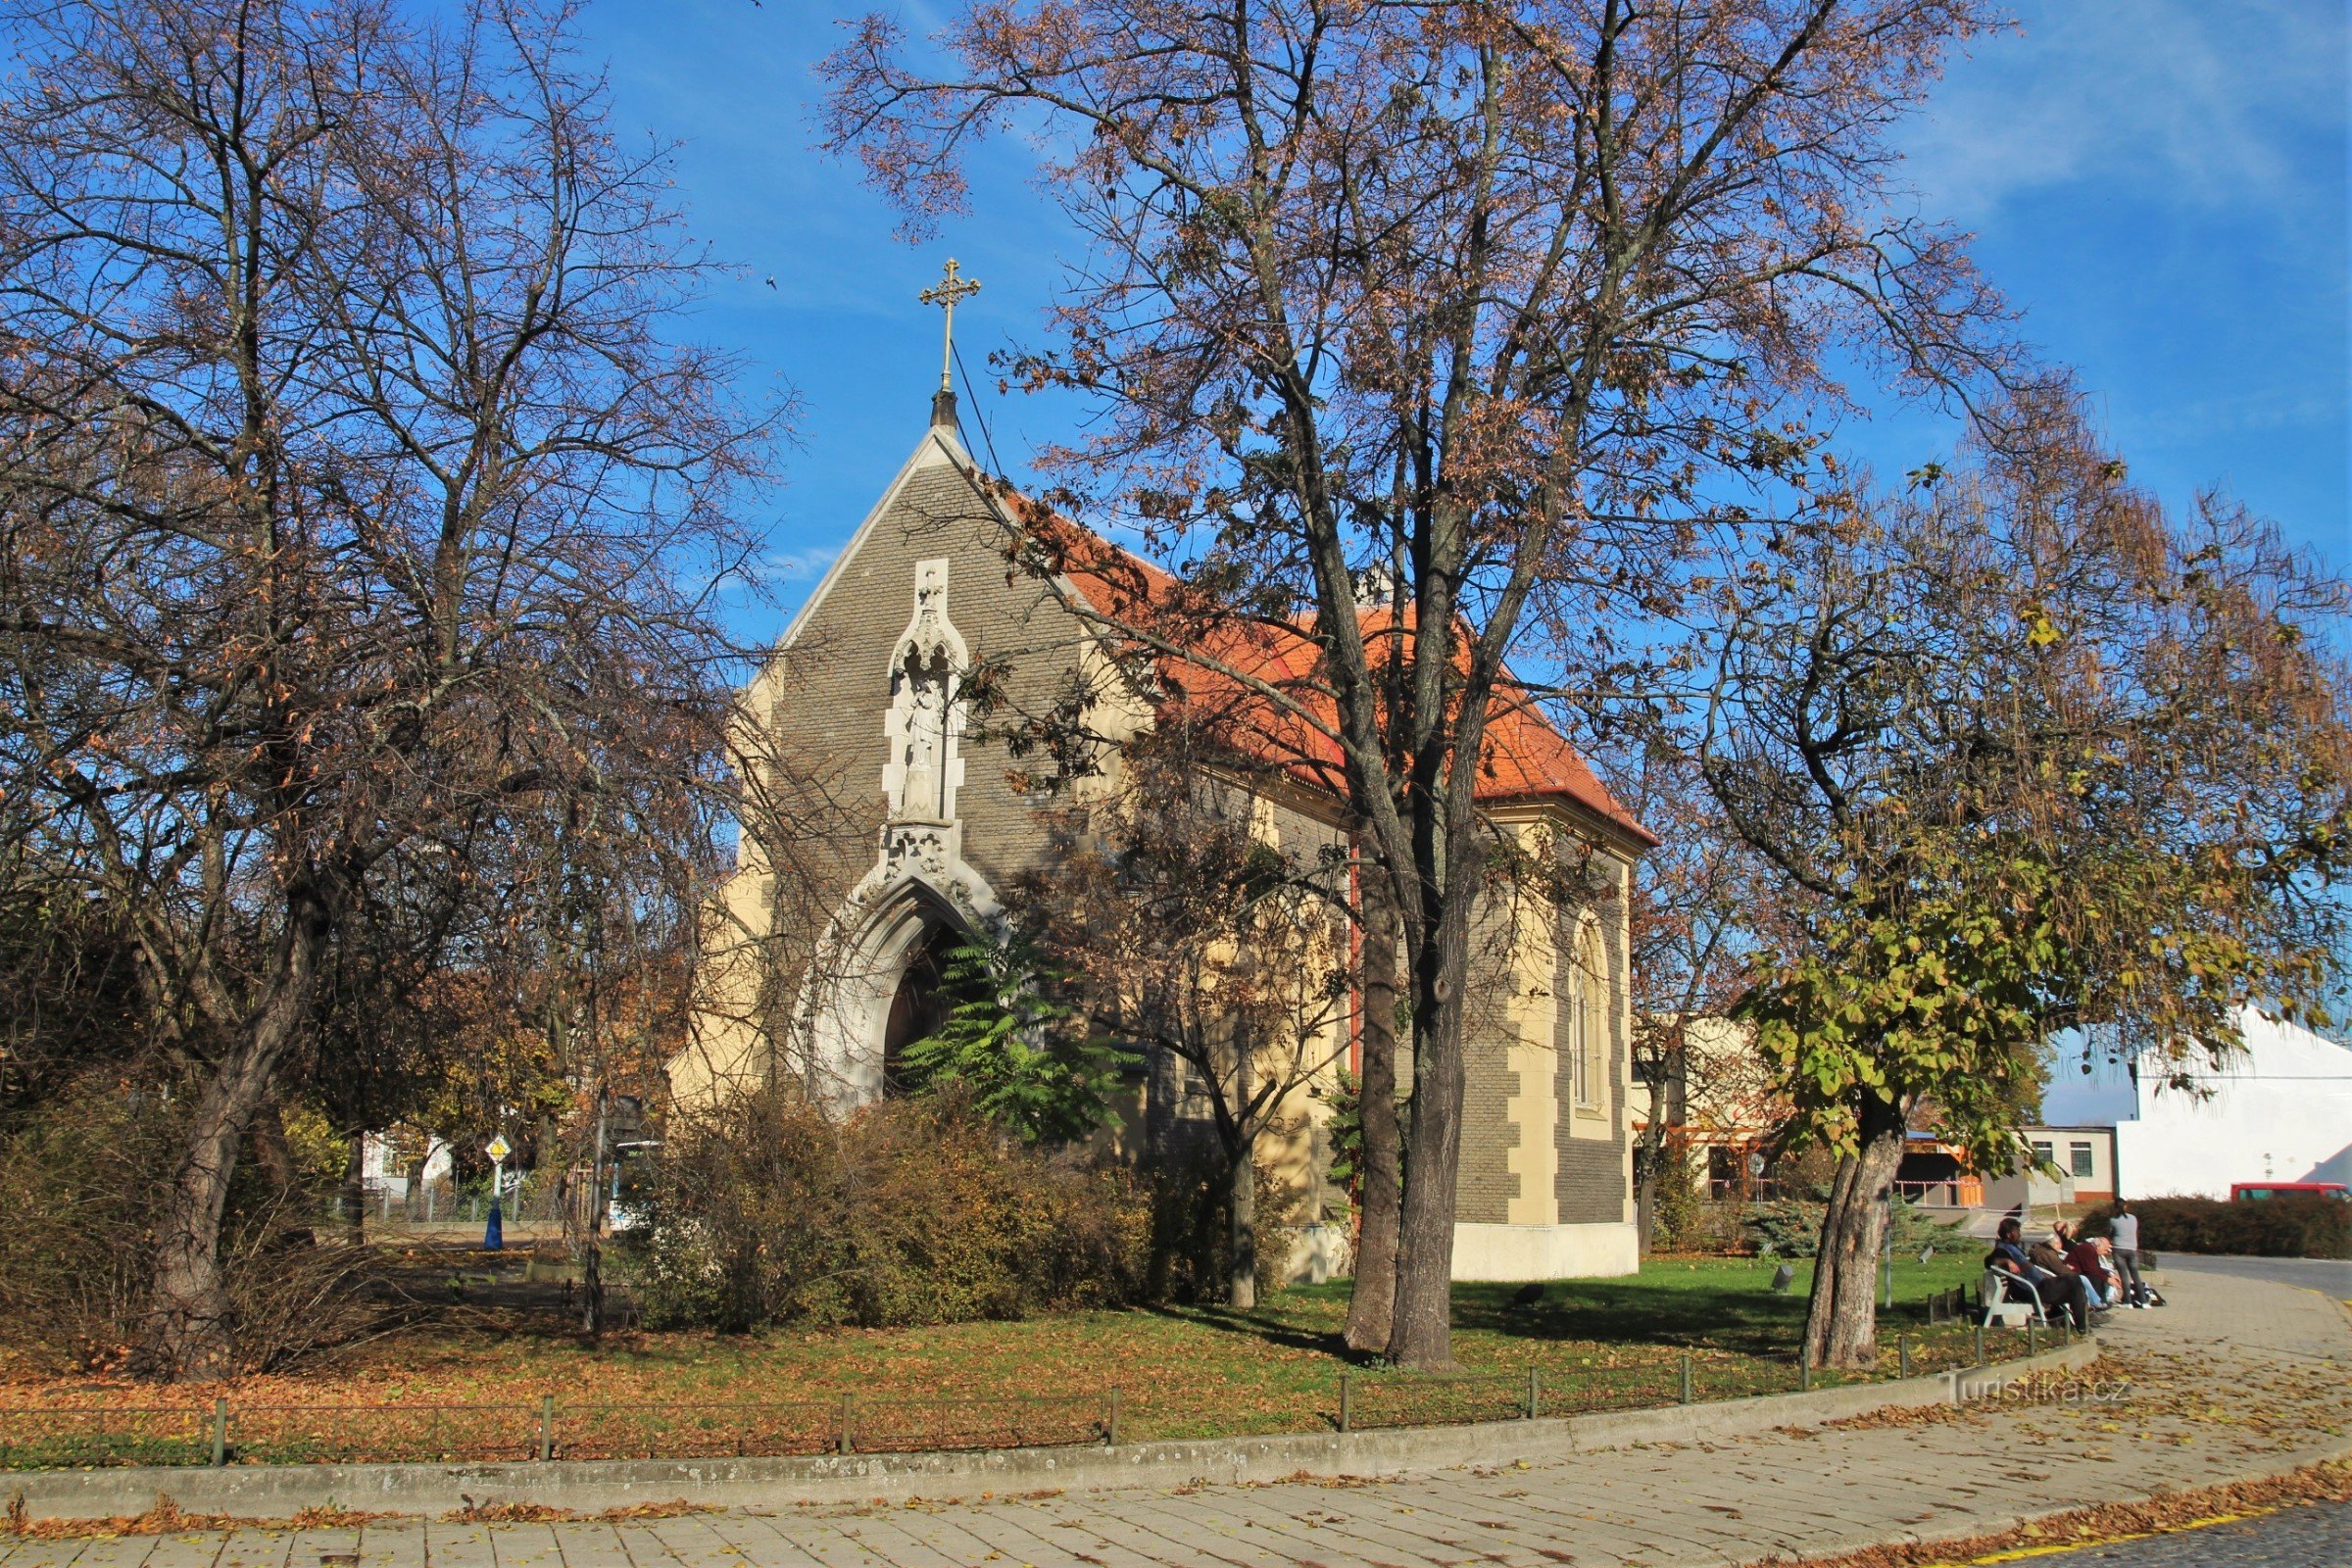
[6,1269,2346,1568]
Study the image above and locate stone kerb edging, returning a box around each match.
[4,1339,2099,1522]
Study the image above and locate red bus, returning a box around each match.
[2228,1182,2351,1202]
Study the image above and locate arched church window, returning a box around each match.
[1571,923,1609,1108]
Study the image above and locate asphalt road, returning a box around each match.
[2003,1500,2352,1565]
[2151,1250,2352,1298]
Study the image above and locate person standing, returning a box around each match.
[2108,1201,2147,1306]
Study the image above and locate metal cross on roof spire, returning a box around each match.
[918,258,982,394]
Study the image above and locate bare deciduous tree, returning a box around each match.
[1017,729,1353,1309]
[0,0,776,1377]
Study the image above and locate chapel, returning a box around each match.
[670,372,1655,1283]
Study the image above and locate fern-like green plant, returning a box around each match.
[898,927,1132,1146]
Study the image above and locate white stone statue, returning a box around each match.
[902,652,945,821]
[883,560,966,826]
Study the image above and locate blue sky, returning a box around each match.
[577,1,2350,635]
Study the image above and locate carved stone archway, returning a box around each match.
[801,872,994,1107]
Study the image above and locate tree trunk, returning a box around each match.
[582,1090,610,1338]
[1386,896,1471,1370]
[1635,1135,1659,1257]
[250,1102,298,1195]
[1227,1035,1256,1309]
[249,1102,316,1247]
[1227,1136,1257,1309]
[1801,1096,1908,1370]
[339,1133,367,1249]
[1633,1081,1671,1257]
[135,891,331,1381]
[1345,870,1402,1351]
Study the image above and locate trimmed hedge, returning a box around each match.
[2091,1196,2352,1259]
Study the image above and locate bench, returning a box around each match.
[1981,1267,2050,1328]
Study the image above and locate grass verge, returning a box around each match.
[0,1250,2004,1464]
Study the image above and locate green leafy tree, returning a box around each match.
[900,928,1131,1147]
[1707,395,2351,1367]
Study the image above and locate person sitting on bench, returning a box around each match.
[2026,1234,2097,1327]
[2065,1233,2120,1308]
[1986,1218,2077,1325]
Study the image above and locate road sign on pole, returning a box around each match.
[484,1135,512,1251]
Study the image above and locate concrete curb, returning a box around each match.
[1,1340,2098,1522]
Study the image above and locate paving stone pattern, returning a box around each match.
[5,1268,2346,1568]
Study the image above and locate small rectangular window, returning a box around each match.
[2069,1142,2095,1179]
[2031,1141,2054,1166]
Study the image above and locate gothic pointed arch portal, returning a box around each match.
[883,918,964,1092]
[803,872,996,1106]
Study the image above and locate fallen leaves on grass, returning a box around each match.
[0,1252,1996,1455]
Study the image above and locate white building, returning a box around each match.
[359,1129,452,1196]
[2108,1009,2352,1200]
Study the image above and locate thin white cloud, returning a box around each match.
[758,542,844,585]
[1901,1,2346,220]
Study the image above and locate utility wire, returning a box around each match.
[952,339,1007,477]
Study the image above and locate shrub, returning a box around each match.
[1646,1137,1702,1249]
[0,1070,373,1372]
[1740,1194,1957,1259]
[625,1087,1149,1331]
[896,927,1131,1146]
[1665,1200,1755,1256]
[1741,1199,1826,1257]
[2100,1197,2351,1259]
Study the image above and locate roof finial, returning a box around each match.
[919,258,982,428]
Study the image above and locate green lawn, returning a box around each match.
[2,1250,2031,1465]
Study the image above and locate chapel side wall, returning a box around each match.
[1456,869,1532,1228]
[1454,818,1638,1234]
[1254,790,1354,1225]
[678,656,874,1107]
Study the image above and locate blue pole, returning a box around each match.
[484,1160,505,1250]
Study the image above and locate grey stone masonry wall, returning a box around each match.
[746,449,1094,1037]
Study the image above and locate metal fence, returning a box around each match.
[0,1316,2078,1471]
[1328,1317,2070,1434]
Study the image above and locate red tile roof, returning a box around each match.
[1004,492,1656,849]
